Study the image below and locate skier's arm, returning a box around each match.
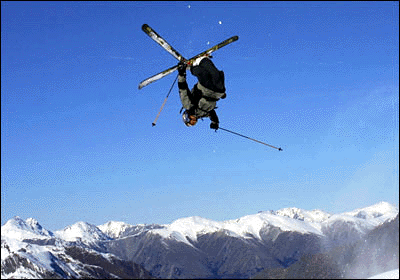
[178,73,194,110]
[209,110,219,130]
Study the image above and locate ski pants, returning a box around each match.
[190,58,226,93]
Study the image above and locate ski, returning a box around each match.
[142,24,185,62]
[138,29,238,89]
[138,64,179,89]
[184,36,239,65]
[138,52,211,90]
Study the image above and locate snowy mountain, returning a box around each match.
[343,201,398,220]
[253,213,399,279]
[149,211,325,247]
[1,216,54,240]
[2,201,398,279]
[54,221,111,243]
[97,221,135,239]
[102,201,398,279]
[275,207,331,223]
[97,221,164,241]
[1,218,154,279]
[142,202,396,247]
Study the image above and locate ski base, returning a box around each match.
[139,24,238,89]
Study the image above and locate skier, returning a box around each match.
[177,57,227,130]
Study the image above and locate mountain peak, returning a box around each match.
[55,221,111,243]
[369,201,398,212]
[25,217,39,225]
[1,216,53,240]
[343,201,398,219]
[275,207,332,223]
[97,221,134,238]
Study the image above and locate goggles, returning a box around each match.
[182,111,197,127]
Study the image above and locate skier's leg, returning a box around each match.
[191,58,225,92]
[190,60,210,88]
[200,59,225,92]
[198,58,220,78]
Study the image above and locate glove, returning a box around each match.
[177,62,186,76]
[210,121,219,131]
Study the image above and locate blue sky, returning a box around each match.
[2,1,399,231]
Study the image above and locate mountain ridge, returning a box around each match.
[2,201,398,279]
[96,201,397,247]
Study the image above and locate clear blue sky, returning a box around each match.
[2,1,399,231]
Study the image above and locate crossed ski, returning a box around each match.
[138,24,238,89]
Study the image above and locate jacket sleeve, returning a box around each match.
[208,109,219,124]
[178,74,193,110]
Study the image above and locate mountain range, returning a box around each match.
[1,201,398,279]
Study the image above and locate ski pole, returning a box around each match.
[218,127,283,151]
[152,74,179,127]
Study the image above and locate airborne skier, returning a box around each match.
[139,24,282,150]
[178,57,226,130]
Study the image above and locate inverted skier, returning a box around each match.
[177,57,227,130]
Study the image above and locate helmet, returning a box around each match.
[182,110,197,127]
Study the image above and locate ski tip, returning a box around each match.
[152,123,156,127]
[278,147,283,151]
[142,24,151,32]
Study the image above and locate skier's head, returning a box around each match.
[182,110,197,127]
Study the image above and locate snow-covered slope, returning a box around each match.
[1,219,152,279]
[149,212,326,246]
[343,201,398,221]
[1,217,59,278]
[97,221,164,240]
[1,237,77,279]
[2,201,398,279]
[54,221,111,243]
[275,207,331,223]
[316,201,399,248]
[1,217,54,241]
[368,269,399,279]
[97,221,135,239]
[147,202,397,246]
[3,202,397,248]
